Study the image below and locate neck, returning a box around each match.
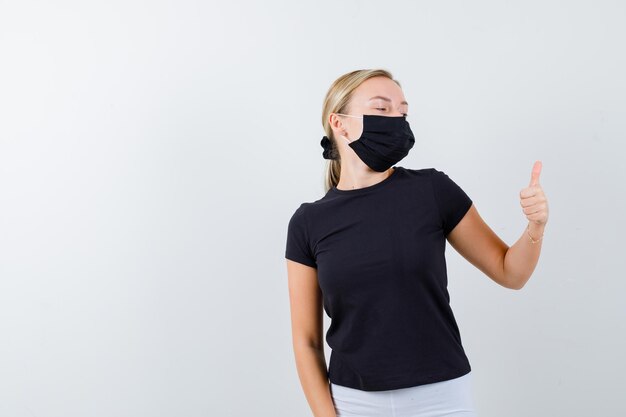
[336,167,394,191]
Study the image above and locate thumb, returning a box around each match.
[529,160,542,187]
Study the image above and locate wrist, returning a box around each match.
[527,222,545,243]
[528,221,546,233]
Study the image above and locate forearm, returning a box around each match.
[503,222,546,289]
[293,344,337,417]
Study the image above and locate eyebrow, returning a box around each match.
[368,95,409,105]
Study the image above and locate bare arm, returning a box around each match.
[286,259,337,417]
[446,204,514,288]
[447,161,549,290]
[502,222,545,289]
[447,205,545,290]
[503,162,549,288]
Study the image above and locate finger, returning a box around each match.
[529,160,542,187]
[523,203,546,215]
[520,196,541,207]
[520,187,538,199]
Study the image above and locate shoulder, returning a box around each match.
[398,166,440,183]
[401,167,469,196]
[288,200,325,227]
[288,202,311,223]
[288,190,335,222]
[400,166,439,177]
[401,166,461,181]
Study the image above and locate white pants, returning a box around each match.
[330,371,478,417]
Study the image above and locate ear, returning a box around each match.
[329,113,347,137]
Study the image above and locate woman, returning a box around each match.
[285,69,548,417]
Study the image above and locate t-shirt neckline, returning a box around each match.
[329,166,403,196]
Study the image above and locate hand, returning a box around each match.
[520,161,549,226]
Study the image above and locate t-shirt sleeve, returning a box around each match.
[285,204,317,268]
[430,169,473,237]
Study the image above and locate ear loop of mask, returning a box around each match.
[335,113,364,119]
[335,113,364,143]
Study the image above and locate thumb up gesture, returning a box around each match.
[520,161,549,226]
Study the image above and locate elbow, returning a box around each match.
[510,281,525,291]
[499,267,526,290]
[500,248,527,291]
[506,275,528,290]
[292,335,325,353]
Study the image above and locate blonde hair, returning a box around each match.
[321,69,402,193]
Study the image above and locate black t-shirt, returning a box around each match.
[285,166,473,391]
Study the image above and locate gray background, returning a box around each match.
[1,0,625,416]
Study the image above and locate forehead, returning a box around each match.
[350,76,408,106]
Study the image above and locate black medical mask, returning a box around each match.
[323,113,415,172]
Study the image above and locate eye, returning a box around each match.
[376,107,408,117]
